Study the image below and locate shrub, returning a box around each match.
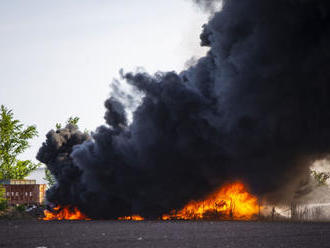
[15,204,26,212]
[0,199,7,211]
[0,186,7,211]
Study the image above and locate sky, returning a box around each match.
[0,0,209,169]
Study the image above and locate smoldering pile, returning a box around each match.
[37,0,330,219]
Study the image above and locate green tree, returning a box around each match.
[66,116,80,127]
[311,170,330,186]
[55,116,79,130]
[0,105,40,179]
[0,185,7,211]
[43,167,56,188]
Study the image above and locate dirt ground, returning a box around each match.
[0,220,329,248]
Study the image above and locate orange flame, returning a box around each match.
[43,206,91,220]
[118,215,144,221]
[43,182,259,221]
[162,182,260,220]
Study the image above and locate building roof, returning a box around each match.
[0,179,36,185]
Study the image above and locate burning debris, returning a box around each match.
[115,182,259,221]
[43,206,90,221]
[161,182,259,220]
[38,0,330,220]
[118,215,144,221]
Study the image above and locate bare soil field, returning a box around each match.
[0,220,329,248]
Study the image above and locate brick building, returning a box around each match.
[0,179,46,205]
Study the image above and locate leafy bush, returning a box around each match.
[15,204,26,212]
[0,186,7,211]
[0,200,7,211]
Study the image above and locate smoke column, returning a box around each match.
[38,0,330,218]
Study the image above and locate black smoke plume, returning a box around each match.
[37,0,330,218]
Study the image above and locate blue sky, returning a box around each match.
[0,0,208,165]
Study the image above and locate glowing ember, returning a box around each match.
[43,206,91,220]
[118,215,144,221]
[162,182,260,220]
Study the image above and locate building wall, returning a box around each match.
[3,184,46,205]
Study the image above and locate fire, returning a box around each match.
[162,182,260,220]
[118,215,144,221]
[43,206,91,220]
[43,182,259,221]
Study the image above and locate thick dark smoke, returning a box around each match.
[37,0,330,218]
[37,124,90,207]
